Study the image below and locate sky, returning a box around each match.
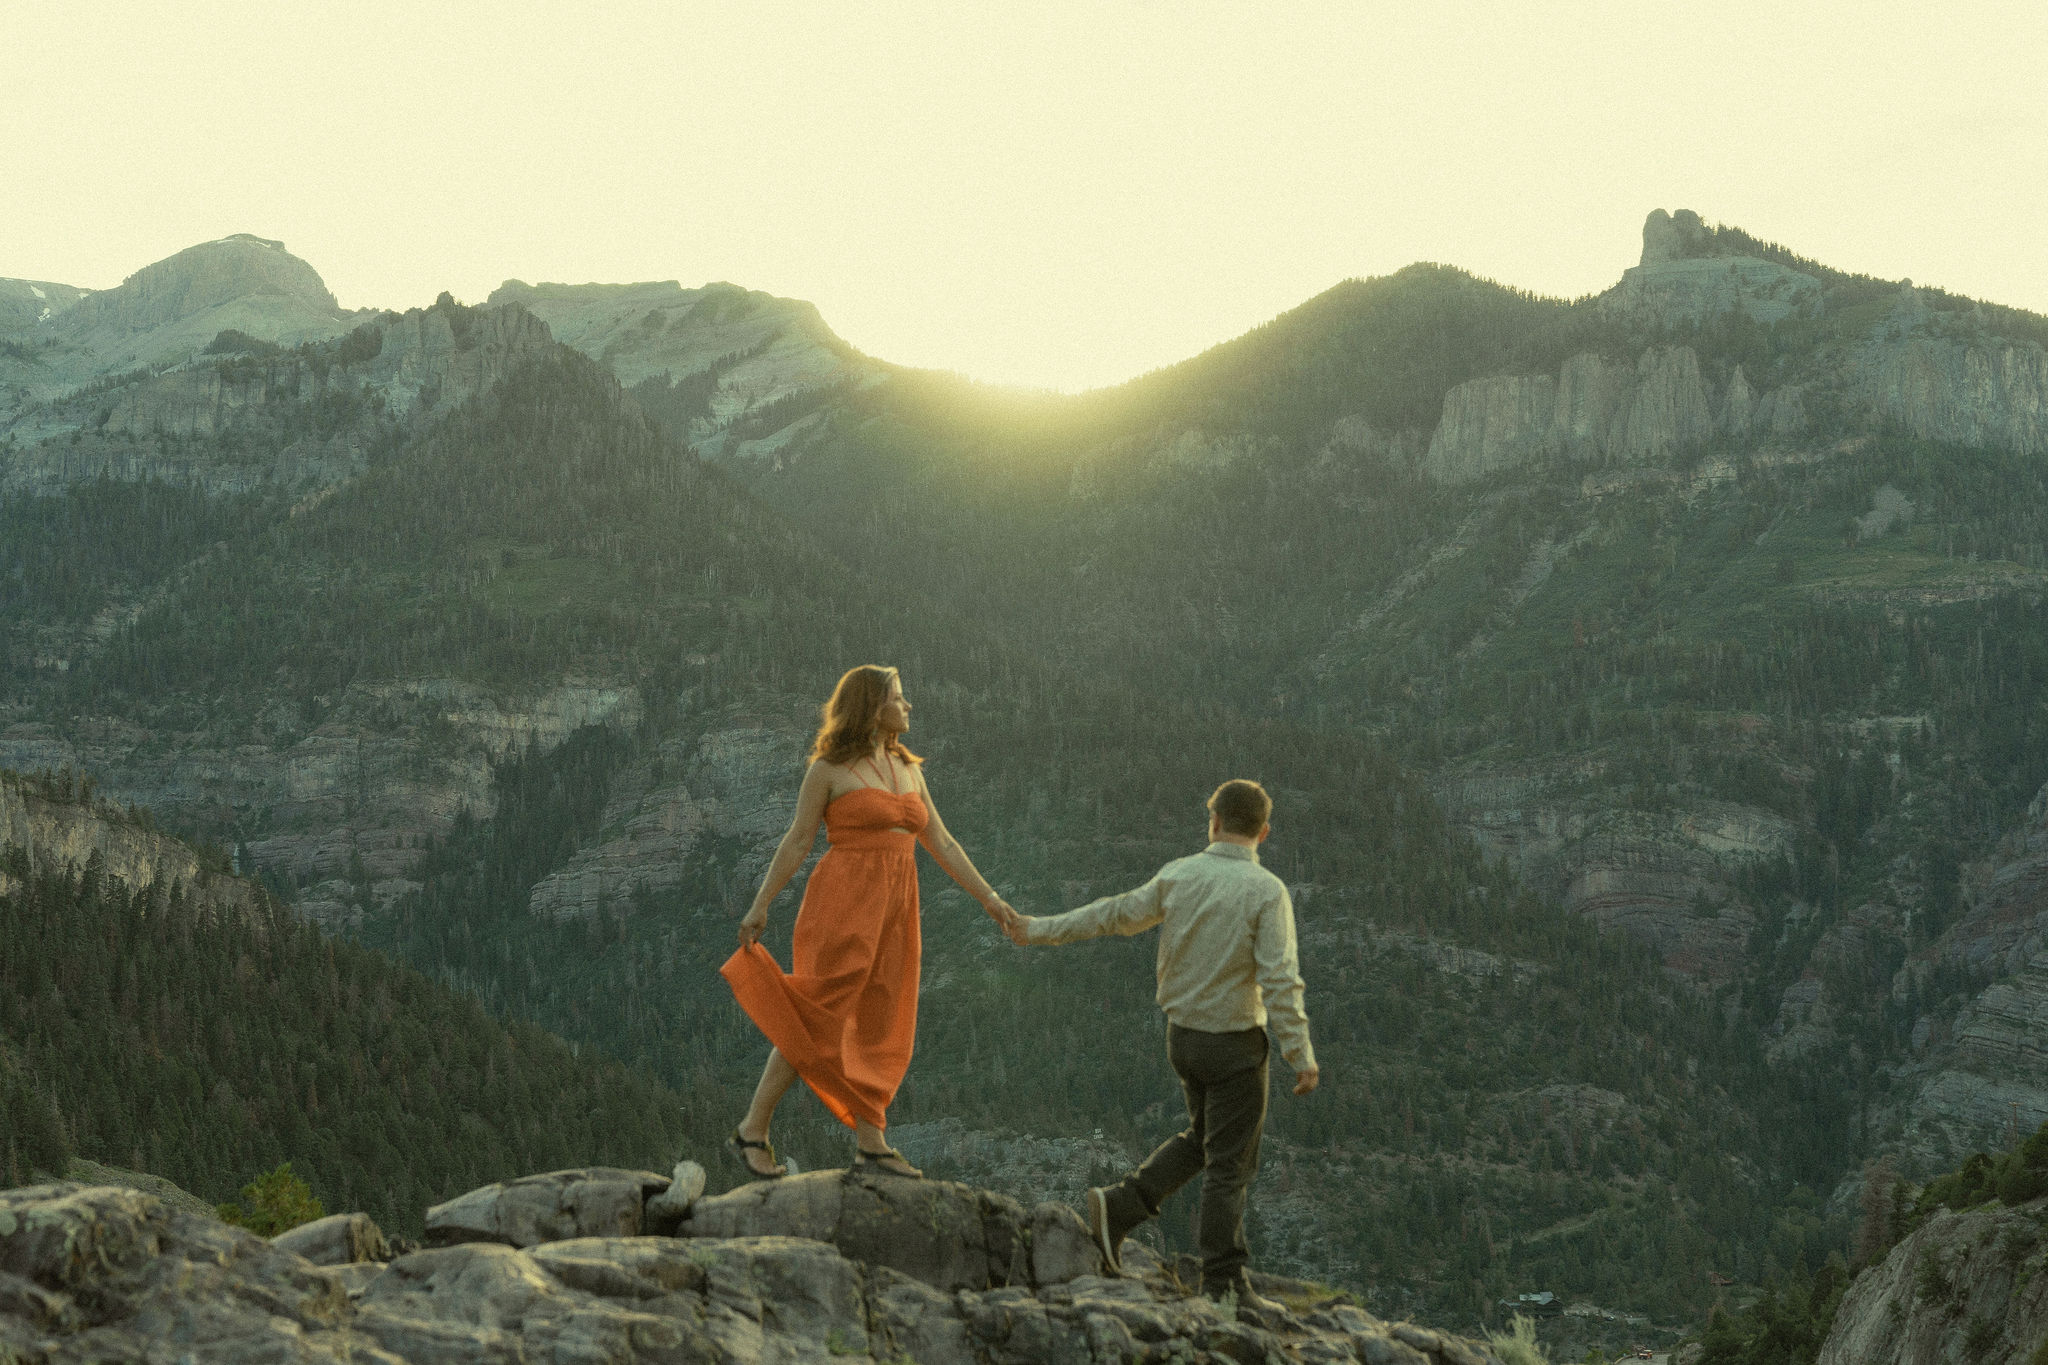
[4,1,2045,391]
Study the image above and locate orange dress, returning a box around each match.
[720,786,927,1130]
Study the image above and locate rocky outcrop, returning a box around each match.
[2,297,560,496]
[1605,254,1821,330]
[1816,1197,2048,1365]
[272,1212,392,1267]
[1423,345,1766,483]
[489,278,875,465]
[1422,374,1557,481]
[1938,779,2048,983]
[0,682,639,930]
[0,1177,1516,1364]
[0,768,261,915]
[1563,846,1757,984]
[88,301,553,439]
[53,235,349,371]
[1768,901,1909,1062]
[1905,953,2048,1169]
[1433,764,1789,984]
[424,1167,673,1249]
[55,1159,214,1219]
[1890,780,2048,1167]
[373,300,559,418]
[1426,212,2045,481]
[1859,334,2048,456]
[526,723,799,920]
[682,1168,1103,1292]
[1603,209,1823,327]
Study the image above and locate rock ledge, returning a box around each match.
[0,1175,1516,1363]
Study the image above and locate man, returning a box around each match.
[1006,779,1318,1315]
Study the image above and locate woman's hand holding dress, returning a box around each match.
[738,904,769,948]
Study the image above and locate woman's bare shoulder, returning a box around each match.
[801,758,849,790]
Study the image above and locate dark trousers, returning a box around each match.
[1105,1022,1269,1289]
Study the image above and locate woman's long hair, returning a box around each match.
[809,665,923,768]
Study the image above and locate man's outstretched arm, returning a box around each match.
[1010,875,1167,946]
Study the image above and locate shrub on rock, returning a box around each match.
[216,1161,323,1237]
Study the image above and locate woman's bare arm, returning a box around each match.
[914,768,1018,931]
[737,762,835,947]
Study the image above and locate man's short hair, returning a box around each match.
[1207,780,1271,837]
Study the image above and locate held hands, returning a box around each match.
[1292,1067,1320,1097]
[737,905,769,949]
[983,895,1028,945]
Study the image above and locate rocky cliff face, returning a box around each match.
[1432,762,1790,984]
[1859,777,2048,1178]
[1887,781,2048,1169]
[0,681,639,931]
[1816,1196,2048,1365]
[1425,210,2048,484]
[1,299,560,496]
[1422,345,1790,482]
[490,278,878,466]
[0,769,260,916]
[525,723,801,920]
[1907,955,2048,1168]
[1859,333,2048,457]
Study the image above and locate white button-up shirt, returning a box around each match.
[1025,841,1316,1072]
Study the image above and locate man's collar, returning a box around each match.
[1204,841,1259,863]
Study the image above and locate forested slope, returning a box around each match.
[0,770,687,1235]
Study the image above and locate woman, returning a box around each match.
[720,665,1018,1179]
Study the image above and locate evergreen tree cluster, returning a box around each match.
[0,823,688,1235]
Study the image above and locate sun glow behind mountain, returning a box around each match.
[3,1,2046,390]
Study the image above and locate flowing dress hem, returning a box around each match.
[721,943,884,1130]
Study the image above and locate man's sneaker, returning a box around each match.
[1085,1187,1124,1274]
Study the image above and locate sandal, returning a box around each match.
[727,1128,787,1179]
[854,1146,923,1179]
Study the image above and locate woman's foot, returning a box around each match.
[854,1146,922,1178]
[727,1127,787,1179]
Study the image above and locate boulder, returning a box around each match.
[272,1211,391,1266]
[1026,1200,1103,1286]
[638,1158,706,1234]
[423,1166,670,1249]
[681,1167,1104,1291]
[0,1182,384,1363]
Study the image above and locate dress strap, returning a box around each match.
[854,750,898,793]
